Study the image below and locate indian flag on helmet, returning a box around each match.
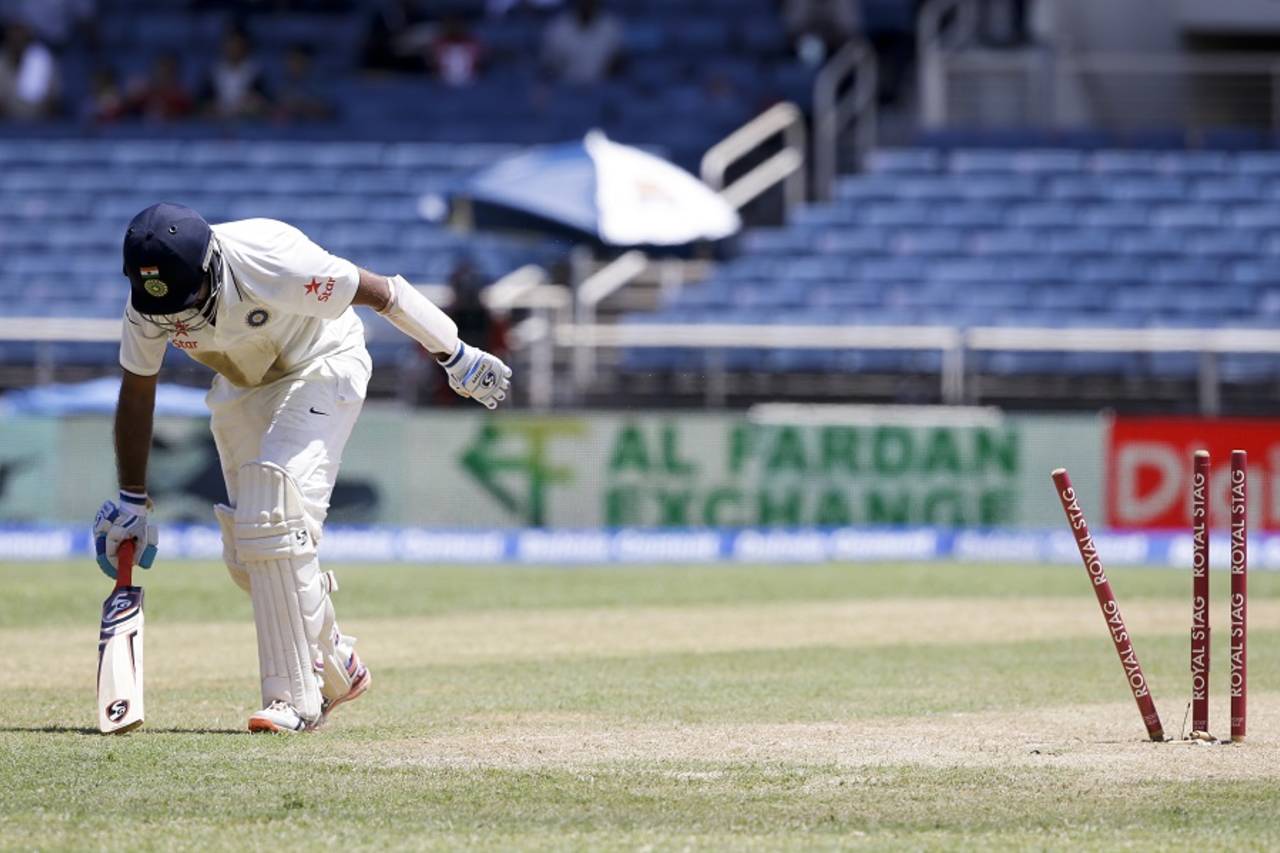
[139,267,168,297]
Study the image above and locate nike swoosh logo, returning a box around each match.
[309,407,330,416]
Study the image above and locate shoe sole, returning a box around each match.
[312,668,371,730]
[247,716,305,734]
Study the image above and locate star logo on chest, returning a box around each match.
[305,278,322,296]
[172,320,191,338]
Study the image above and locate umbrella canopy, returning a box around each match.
[456,131,741,248]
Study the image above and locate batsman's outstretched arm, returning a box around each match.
[351,268,512,409]
[116,368,157,492]
[94,369,160,578]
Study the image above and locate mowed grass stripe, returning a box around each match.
[6,561,1274,628]
[3,747,1280,852]
[14,626,1280,727]
[13,594,1279,688]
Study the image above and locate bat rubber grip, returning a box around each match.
[117,539,136,589]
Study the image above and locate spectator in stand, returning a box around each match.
[85,65,125,122]
[0,21,59,119]
[361,0,430,73]
[782,0,861,65]
[199,24,271,119]
[127,53,194,121]
[430,15,484,87]
[275,43,334,120]
[540,0,623,85]
[1,0,95,49]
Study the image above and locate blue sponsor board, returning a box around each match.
[3,524,1279,568]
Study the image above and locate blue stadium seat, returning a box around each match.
[1231,206,1280,229]
[1153,205,1226,228]
[935,203,1006,228]
[867,149,942,174]
[0,139,568,353]
[894,229,966,256]
[1010,204,1078,228]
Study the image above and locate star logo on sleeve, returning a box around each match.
[304,276,337,302]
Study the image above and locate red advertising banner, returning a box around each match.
[1107,418,1279,530]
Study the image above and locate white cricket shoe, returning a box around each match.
[248,700,309,734]
[315,651,371,729]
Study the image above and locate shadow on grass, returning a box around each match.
[0,725,245,735]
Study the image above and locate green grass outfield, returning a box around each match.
[4,560,1280,851]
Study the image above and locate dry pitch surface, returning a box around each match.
[3,560,1279,851]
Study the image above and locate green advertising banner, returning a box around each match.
[0,408,1104,528]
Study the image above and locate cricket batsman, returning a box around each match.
[92,202,511,733]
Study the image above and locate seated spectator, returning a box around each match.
[361,0,430,73]
[0,21,59,119]
[541,0,623,85]
[783,0,861,65]
[199,25,271,119]
[430,15,484,87]
[85,65,125,122]
[2,0,95,49]
[275,43,334,120]
[127,53,194,121]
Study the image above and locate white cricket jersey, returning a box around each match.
[119,218,367,388]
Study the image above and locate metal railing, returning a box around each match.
[813,39,879,201]
[562,105,812,401]
[701,102,807,214]
[9,319,1277,415]
[481,265,572,410]
[555,322,1280,414]
[570,250,649,394]
[918,0,980,128]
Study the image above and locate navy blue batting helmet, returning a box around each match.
[122,203,213,316]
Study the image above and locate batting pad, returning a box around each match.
[235,462,326,721]
[214,503,251,594]
[233,461,318,561]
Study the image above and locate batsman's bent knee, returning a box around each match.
[233,461,318,561]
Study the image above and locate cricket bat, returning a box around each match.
[97,538,144,734]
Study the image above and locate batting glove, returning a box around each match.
[438,341,512,410]
[93,493,158,579]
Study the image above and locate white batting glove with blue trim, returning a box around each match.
[438,341,512,410]
[93,493,158,579]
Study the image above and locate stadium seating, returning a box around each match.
[0,139,566,329]
[633,148,1280,379]
[65,0,811,170]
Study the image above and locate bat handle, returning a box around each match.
[116,539,136,589]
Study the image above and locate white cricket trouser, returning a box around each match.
[207,351,370,529]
